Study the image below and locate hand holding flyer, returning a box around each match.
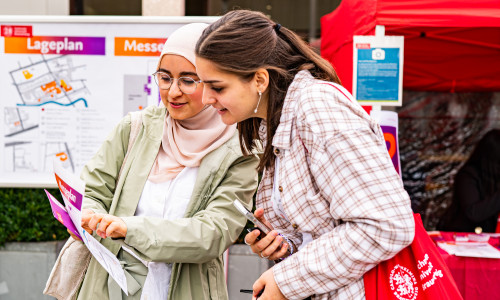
[45,160,128,295]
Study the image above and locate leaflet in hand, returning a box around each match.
[45,189,82,240]
[53,161,84,237]
[45,160,128,295]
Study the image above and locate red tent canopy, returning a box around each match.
[321,0,500,93]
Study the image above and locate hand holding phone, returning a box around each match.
[240,289,264,297]
[233,200,292,260]
[233,199,272,234]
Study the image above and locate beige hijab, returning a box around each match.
[148,23,236,183]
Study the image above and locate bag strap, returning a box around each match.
[117,110,143,182]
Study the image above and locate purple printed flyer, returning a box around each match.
[47,160,129,294]
[55,173,83,210]
[53,161,85,231]
[45,189,82,239]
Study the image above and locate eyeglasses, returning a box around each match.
[152,71,202,95]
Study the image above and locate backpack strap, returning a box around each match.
[117,110,143,182]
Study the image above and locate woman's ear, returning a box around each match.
[254,68,269,92]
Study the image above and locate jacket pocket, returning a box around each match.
[207,262,226,300]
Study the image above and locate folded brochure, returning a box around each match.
[45,160,128,295]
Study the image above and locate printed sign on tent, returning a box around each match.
[353,26,404,106]
[370,110,401,176]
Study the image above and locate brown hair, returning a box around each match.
[196,10,340,172]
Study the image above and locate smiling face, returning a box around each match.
[158,54,205,120]
[196,57,268,125]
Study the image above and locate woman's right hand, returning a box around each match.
[81,209,96,235]
[243,208,291,261]
[68,209,95,241]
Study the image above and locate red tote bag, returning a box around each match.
[364,214,463,300]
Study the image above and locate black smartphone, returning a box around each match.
[234,200,290,255]
[240,289,264,297]
[247,226,266,241]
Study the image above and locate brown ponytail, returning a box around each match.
[196,10,340,172]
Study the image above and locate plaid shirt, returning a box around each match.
[257,71,415,300]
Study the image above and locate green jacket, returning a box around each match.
[77,106,259,299]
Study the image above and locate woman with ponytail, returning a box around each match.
[196,10,415,300]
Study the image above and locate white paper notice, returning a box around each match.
[454,243,500,259]
[52,159,128,295]
[437,242,500,259]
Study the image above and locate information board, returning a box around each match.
[353,29,404,106]
[0,16,217,187]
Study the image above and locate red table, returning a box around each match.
[432,232,500,300]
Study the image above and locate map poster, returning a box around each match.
[0,16,217,187]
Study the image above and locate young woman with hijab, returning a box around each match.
[195,10,415,300]
[71,23,259,299]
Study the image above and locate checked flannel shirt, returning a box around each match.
[256,70,415,300]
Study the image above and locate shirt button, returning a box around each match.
[292,223,298,229]
[274,148,280,155]
[278,186,283,192]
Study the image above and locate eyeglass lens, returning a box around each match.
[154,72,198,94]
